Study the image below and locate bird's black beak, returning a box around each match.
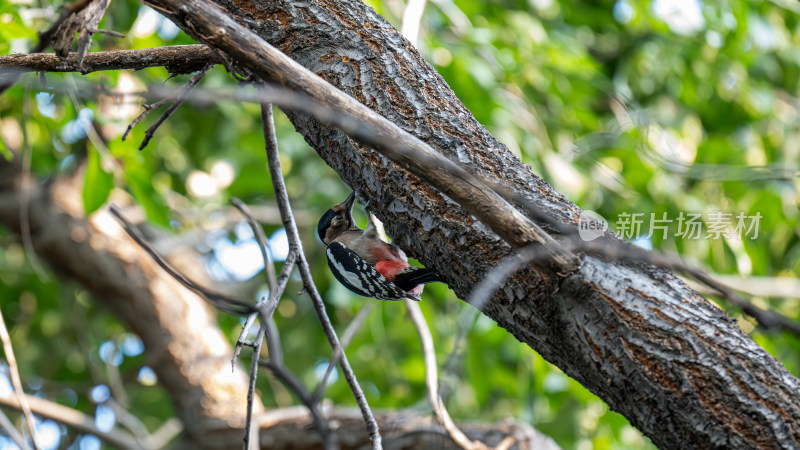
[339,191,356,214]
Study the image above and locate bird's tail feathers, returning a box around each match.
[394,267,442,292]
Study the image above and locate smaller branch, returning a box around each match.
[122,99,169,141]
[106,398,150,446]
[684,275,800,300]
[0,392,140,450]
[0,45,216,75]
[230,196,281,373]
[0,308,40,450]
[85,27,126,38]
[232,313,260,370]
[255,104,339,449]
[138,65,211,150]
[232,251,297,369]
[108,204,256,316]
[244,318,268,450]
[147,418,183,450]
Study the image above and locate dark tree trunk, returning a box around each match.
[153,0,800,447]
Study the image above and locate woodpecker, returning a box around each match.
[318,191,442,301]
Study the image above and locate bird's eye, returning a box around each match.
[332,217,341,224]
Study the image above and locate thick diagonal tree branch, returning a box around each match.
[141,0,576,271]
[125,1,800,448]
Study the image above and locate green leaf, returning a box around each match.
[126,166,170,227]
[82,149,114,215]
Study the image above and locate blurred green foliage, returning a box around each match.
[1,0,800,448]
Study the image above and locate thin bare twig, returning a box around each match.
[231,251,297,369]
[122,98,169,141]
[261,102,382,449]
[230,197,280,371]
[85,27,126,38]
[229,200,286,449]
[0,308,40,450]
[258,353,338,450]
[147,418,183,449]
[684,275,800,300]
[226,109,339,449]
[244,319,268,450]
[137,65,211,150]
[256,104,340,449]
[108,202,332,448]
[108,204,256,316]
[106,398,151,446]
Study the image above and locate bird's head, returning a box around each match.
[317,191,357,244]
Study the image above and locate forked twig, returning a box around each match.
[122,98,169,141]
[136,65,211,150]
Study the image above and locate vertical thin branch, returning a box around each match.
[234,108,338,449]
[0,308,41,450]
[261,102,382,449]
[244,320,267,450]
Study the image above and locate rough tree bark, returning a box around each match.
[141,0,799,448]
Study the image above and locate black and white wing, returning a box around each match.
[326,242,409,300]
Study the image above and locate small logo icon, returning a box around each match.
[578,210,608,241]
